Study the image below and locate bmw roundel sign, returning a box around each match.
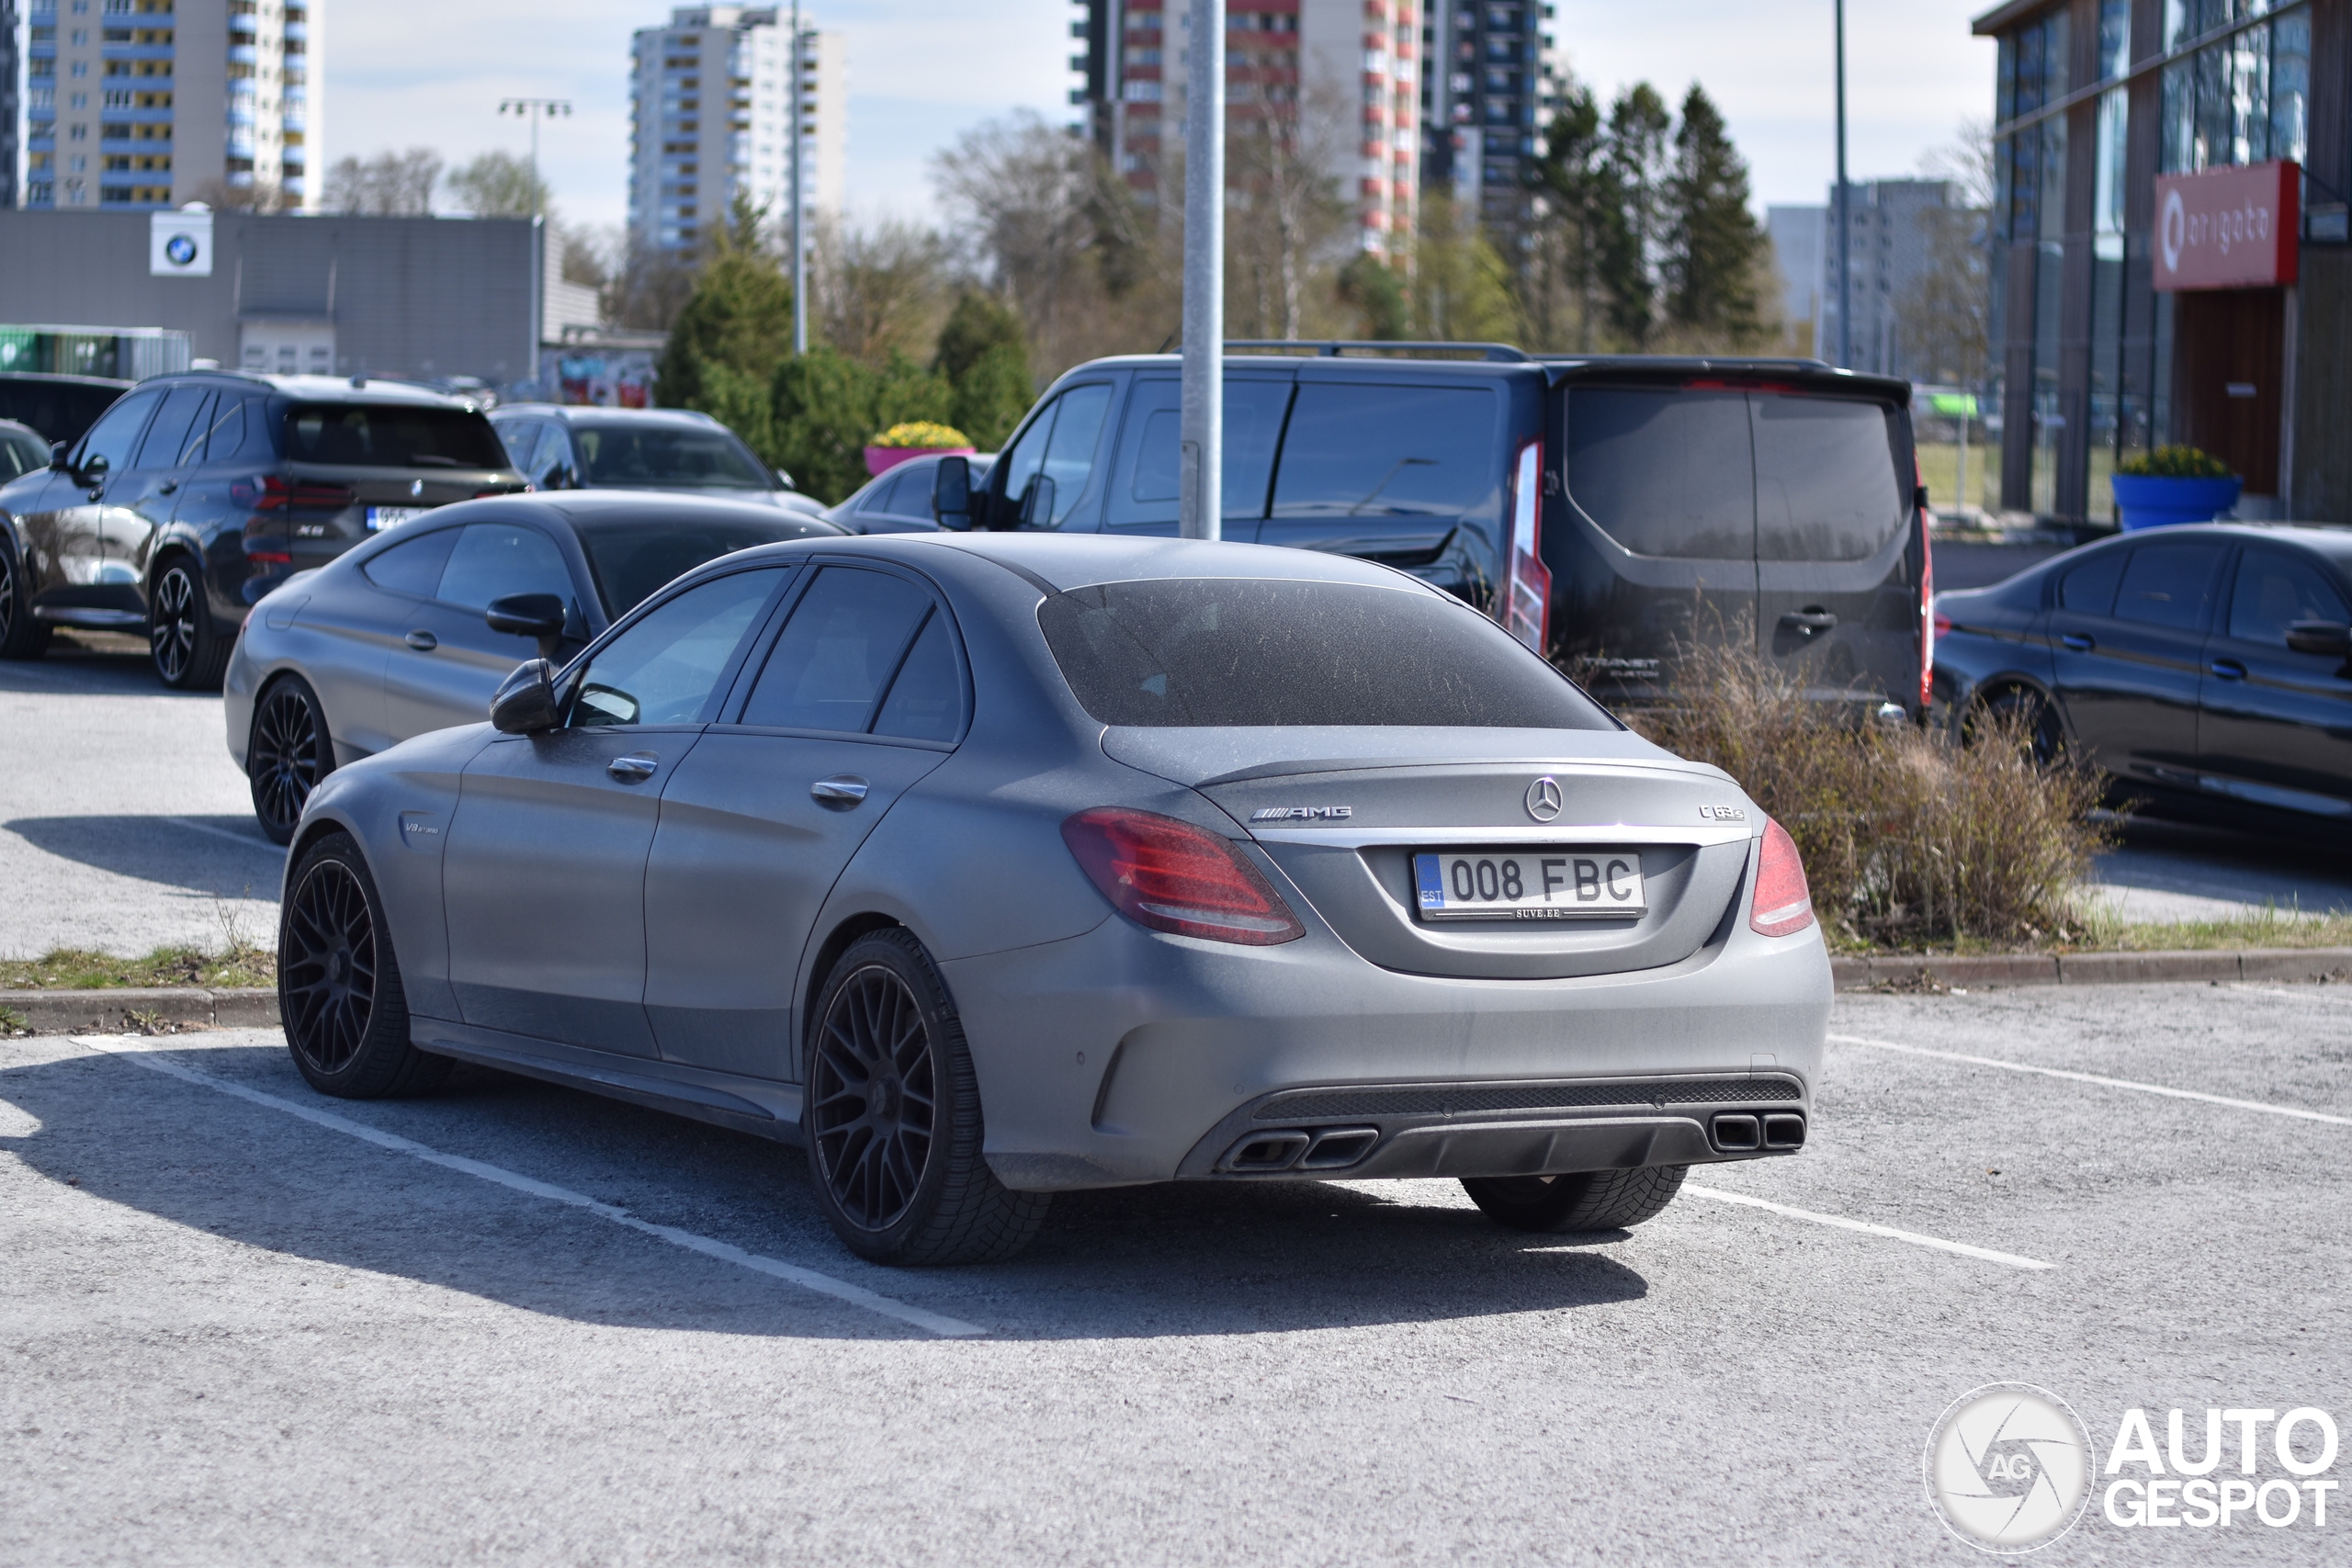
[149,209,215,276]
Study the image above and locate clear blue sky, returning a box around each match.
[324,1,2001,233]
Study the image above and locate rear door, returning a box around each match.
[2049,537,2223,788]
[1750,391,1919,702]
[1100,373,1294,539]
[2196,544,2352,818]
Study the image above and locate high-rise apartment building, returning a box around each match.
[1418,0,1556,252]
[4,2,23,208]
[1815,179,1966,382]
[1077,0,1423,259]
[18,0,321,213]
[628,5,845,256]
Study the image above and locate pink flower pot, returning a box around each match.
[865,445,975,478]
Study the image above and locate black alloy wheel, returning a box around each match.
[0,543,50,660]
[278,832,448,1099]
[805,929,1049,1265]
[250,678,332,844]
[149,558,230,689]
[1971,686,2067,770]
[1462,1165,1690,1233]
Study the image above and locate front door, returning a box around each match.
[643,564,959,1077]
[2175,288,2284,502]
[441,566,789,1055]
[38,387,163,623]
[2048,538,2225,789]
[381,517,591,743]
[2197,544,2352,818]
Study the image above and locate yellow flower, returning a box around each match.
[871,422,970,449]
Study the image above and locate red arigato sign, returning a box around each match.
[2154,160,2300,291]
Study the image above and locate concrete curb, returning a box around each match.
[1831,947,2352,992]
[0,987,279,1036]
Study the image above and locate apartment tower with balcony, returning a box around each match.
[19,0,320,212]
[628,4,846,257]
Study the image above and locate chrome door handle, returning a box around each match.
[2210,660,2247,680]
[158,480,178,495]
[608,751,659,783]
[405,629,438,651]
[810,774,870,807]
[2061,634,2094,652]
[1778,610,1838,634]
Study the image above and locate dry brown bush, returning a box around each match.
[1614,641,2109,948]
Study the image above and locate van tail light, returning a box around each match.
[1917,502,1936,709]
[1061,807,1305,945]
[1501,438,1550,655]
[1749,818,1815,938]
[235,475,357,513]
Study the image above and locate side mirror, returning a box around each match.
[1018,473,1056,529]
[80,452,109,484]
[932,454,972,529]
[775,468,798,491]
[486,592,571,662]
[49,441,72,472]
[2285,620,2352,658]
[1914,483,1931,513]
[490,658,564,734]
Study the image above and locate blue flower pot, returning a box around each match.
[2111,474,2242,531]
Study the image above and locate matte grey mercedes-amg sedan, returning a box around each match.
[276,534,1830,1265]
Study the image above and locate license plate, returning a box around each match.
[366,506,426,531]
[1412,850,1646,921]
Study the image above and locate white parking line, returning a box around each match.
[75,1037,986,1339]
[1681,1183,2055,1271]
[1828,1032,2352,1128]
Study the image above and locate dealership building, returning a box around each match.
[1974,0,2351,525]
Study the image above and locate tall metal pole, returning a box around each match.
[789,0,808,355]
[1179,0,1225,541]
[498,98,571,219]
[1834,0,1850,369]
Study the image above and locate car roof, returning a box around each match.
[1055,350,1912,403]
[389,490,842,536]
[0,370,137,389]
[494,403,724,429]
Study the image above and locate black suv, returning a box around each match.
[0,372,524,686]
[922,344,1933,713]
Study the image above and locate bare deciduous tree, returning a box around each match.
[809,215,952,367]
[1898,121,1996,389]
[322,148,442,215]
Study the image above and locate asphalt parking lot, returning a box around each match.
[4,980,2347,1563]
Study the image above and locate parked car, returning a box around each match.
[828,451,997,534]
[227,491,845,841]
[1933,523,2352,833]
[489,404,830,520]
[914,344,1934,716]
[0,370,134,449]
[272,532,1829,1265]
[0,371,527,685]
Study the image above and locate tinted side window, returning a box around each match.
[2113,543,2225,632]
[73,389,164,475]
[434,523,574,612]
[1752,395,1904,562]
[2059,549,2126,614]
[571,569,786,728]
[2229,549,2350,645]
[192,394,254,464]
[1565,388,1753,558]
[1272,384,1499,518]
[1106,378,1292,526]
[739,567,934,732]
[993,397,1059,516]
[872,614,962,741]
[133,387,213,470]
[1035,382,1113,525]
[493,420,544,474]
[861,465,918,516]
[361,528,461,597]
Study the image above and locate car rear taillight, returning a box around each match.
[244,549,293,566]
[1917,476,1936,709]
[1501,438,1550,654]
[1061,807,1305,945]
[1749,818,1815,938]
[235,475,358,512]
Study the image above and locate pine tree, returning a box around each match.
[1664,85,1767,349]
[653,198,793,412]
[933,290,1035,449]
[1599,84,1673,349]
[1533,85,1609,351]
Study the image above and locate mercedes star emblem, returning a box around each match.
[1524,775,1563,822]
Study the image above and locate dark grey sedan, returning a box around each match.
[226,491,843,841]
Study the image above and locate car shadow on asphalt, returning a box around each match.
[0,631,189,697]
[0,1043,1651,1341]
[6,814,283,896]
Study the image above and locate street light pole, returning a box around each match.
[1178,0,1225,542]
[1833,0,1850,369]
[789,0,808,355]
[497,97,573,219]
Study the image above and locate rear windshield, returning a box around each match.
[574,423,772,491]
[1566,386,1905,562]
[282,403,510,469]
[575,518,801,616]
[1270,384,1500,518]
[1038,578,1616,729]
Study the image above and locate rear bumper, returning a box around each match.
[940,908,1831,1192]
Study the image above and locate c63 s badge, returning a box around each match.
[1251,806,1352,822]
[1700,805,1748,822]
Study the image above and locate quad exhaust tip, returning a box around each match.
[1712,1112,1806,1153]
[1222,1126,1380,1173]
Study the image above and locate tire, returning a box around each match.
[1968,686,2066,769]
[1462,1165,1689,1234]
[804,928,1049,1266]
[278,831,451,1100]
[249,675,334,845]
[149,555,232,690]
[0,539,51,660]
